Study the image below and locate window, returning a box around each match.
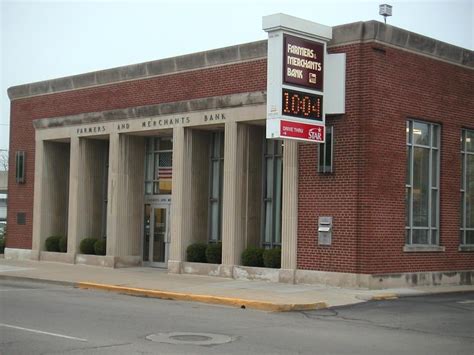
[144,137,173,195]
[209,131,224,242]
[406,120,440,245]
[318,126,333,173]
[461,129,474,245]
[16,151,25,183]
[262,140,283,248]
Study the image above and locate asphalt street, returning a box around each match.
[0,279,473,354]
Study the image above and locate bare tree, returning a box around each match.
[0,150,8,172]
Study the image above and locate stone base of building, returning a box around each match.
[4,248,32,260]
[73,254,142,268]
[366,270,474,289]
[40,251,75,264]
[4,249,473,289]
[4,248,141,268]
[176,261,474,289]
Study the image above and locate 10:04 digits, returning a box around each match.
[282,88,322,121]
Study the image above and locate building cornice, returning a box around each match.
[9,21,473,101]
[33,91,266,129]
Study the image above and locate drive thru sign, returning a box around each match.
[263,14,332,143]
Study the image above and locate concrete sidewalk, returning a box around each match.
[1,258,472,311]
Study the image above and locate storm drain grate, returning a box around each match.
[146,332,235,346]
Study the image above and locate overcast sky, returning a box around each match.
[1,0,473,151]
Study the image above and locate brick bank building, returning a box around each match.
[5,17,474,288]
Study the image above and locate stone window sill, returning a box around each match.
[403,245,445,252]
[459,245,474,252]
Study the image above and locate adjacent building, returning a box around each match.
[5,18,474,288]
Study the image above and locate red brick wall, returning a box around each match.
[7,60,267,249]
[297,42,474,274]
[297,44,372,273]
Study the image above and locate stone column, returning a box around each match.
[190,131,211,243]
[68,138,108,257]
[31,139,45,260]
[244,126,264,248]
[106,133,145,267]
[280,140,298,283]
[221,122,248,274]
[168,126,192,273]
[66,136,80,257]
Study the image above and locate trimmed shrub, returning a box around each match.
[58,236,68,253]
[205,242,222,264]
[80,237,98,255]
[241,246,264,267]
[45,235,62,252]
[94,239,106,256]
[263,248,281,268]
[186,243,207,263]
[0,225,6,253]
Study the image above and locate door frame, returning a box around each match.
[144,203,171,268]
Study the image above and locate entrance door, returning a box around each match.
[143,204,170,267]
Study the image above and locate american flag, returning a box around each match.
[158,167,172,179]
[157,152,172,179]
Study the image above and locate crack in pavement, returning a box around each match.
[299,310,474,341]
[40,342,134,355]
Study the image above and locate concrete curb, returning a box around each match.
[77,282,328,312]
[369,293,399,301]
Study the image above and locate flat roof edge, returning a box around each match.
[8,40,268,101]
[8,21,473,101]
[331,20,473,68]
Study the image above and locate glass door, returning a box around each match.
[143,204,170,267]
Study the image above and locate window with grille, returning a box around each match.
[461,129,474,246]
[405,120,440,245]
[262,140,283,248]
[209,131,224,242]
[144,137,173,195]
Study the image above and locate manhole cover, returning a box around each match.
[170,334,212,342]
[146,332,235,346]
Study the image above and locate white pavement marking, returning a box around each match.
[457,300,474,304]
[0,323,88,342]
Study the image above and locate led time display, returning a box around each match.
[282,88,323,121]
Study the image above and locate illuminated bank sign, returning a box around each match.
[263,14,339,143]
[284,34,324,91]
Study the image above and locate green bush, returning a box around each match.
[0,224,6,254]
[94,239,106,256]
[186,243,207,263]
[263,248,281,268]
[241,246,264,267]
[205,242,222,264]
[80,237,98,255]
[58,236,68,253]
[45,235,62,252]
